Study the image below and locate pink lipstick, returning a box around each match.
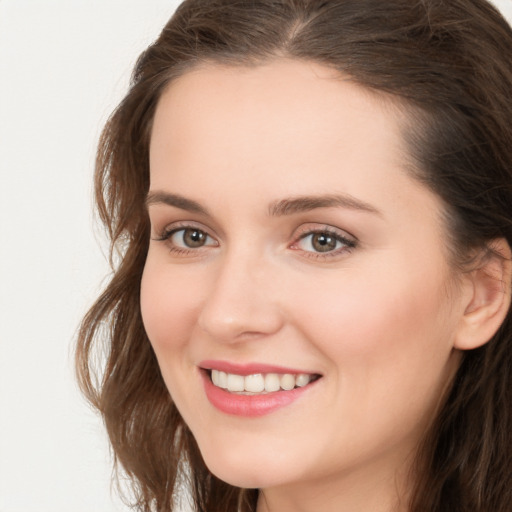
[199,360,321,417]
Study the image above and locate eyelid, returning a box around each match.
[152,220,214,240]
[289,224,357,258]
[152,221,219,256]
[293,223,356,240]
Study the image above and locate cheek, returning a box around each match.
[140,260,202,354]
[140,260,210,420]
[287,262,456,400]
[284,264,459,460]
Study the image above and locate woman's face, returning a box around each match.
[141,60,465,501]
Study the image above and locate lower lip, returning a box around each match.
[200,370,318,417]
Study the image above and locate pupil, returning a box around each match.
[184,229,206,247]
[312,233,336,252]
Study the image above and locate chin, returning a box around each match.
[205,462,284,489]
[197,440,297,489]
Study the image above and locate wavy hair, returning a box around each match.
[76,1,512,510]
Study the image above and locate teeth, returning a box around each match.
[218,370,228,389]
[244,374,265,392]
[280,373,295,390]
[211,369,228,389]
[210,370,313,393]
[295,374,310,387]
[264,373,281,392]
[227,373,245,392]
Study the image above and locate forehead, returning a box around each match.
[149,59,441,229]
[152,60,405,138]
[151,60,407,179]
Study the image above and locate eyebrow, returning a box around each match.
[145,191,381,217]
[146,191,210,215]
[268,194,381,217]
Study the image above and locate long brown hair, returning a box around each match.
[76,1,512,510]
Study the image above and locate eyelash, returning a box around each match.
[153,224,357,260]
[153,223,218,255]
[291,227,357,259]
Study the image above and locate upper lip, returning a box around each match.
[199,359,320,376]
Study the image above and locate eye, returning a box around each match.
[300,232,340,253]
[170,228,214,248]
[291,227,356,257]
[153,225,218,253]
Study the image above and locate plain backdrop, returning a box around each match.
[0,1,511,511]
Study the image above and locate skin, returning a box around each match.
[141,60,471,512]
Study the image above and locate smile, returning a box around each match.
[211,369,315,394]
[199,362,322,417]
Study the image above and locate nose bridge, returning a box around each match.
[197,245,283,342]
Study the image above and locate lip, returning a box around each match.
[199,359,314,376]
[199,362,321,417]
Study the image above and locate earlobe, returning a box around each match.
[454,239,512,351]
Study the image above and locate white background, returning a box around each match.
[0,1,511,511]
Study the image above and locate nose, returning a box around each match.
[197,250,284,343]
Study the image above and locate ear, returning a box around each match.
[454,238,512,350]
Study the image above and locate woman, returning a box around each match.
[76,1,512,511]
